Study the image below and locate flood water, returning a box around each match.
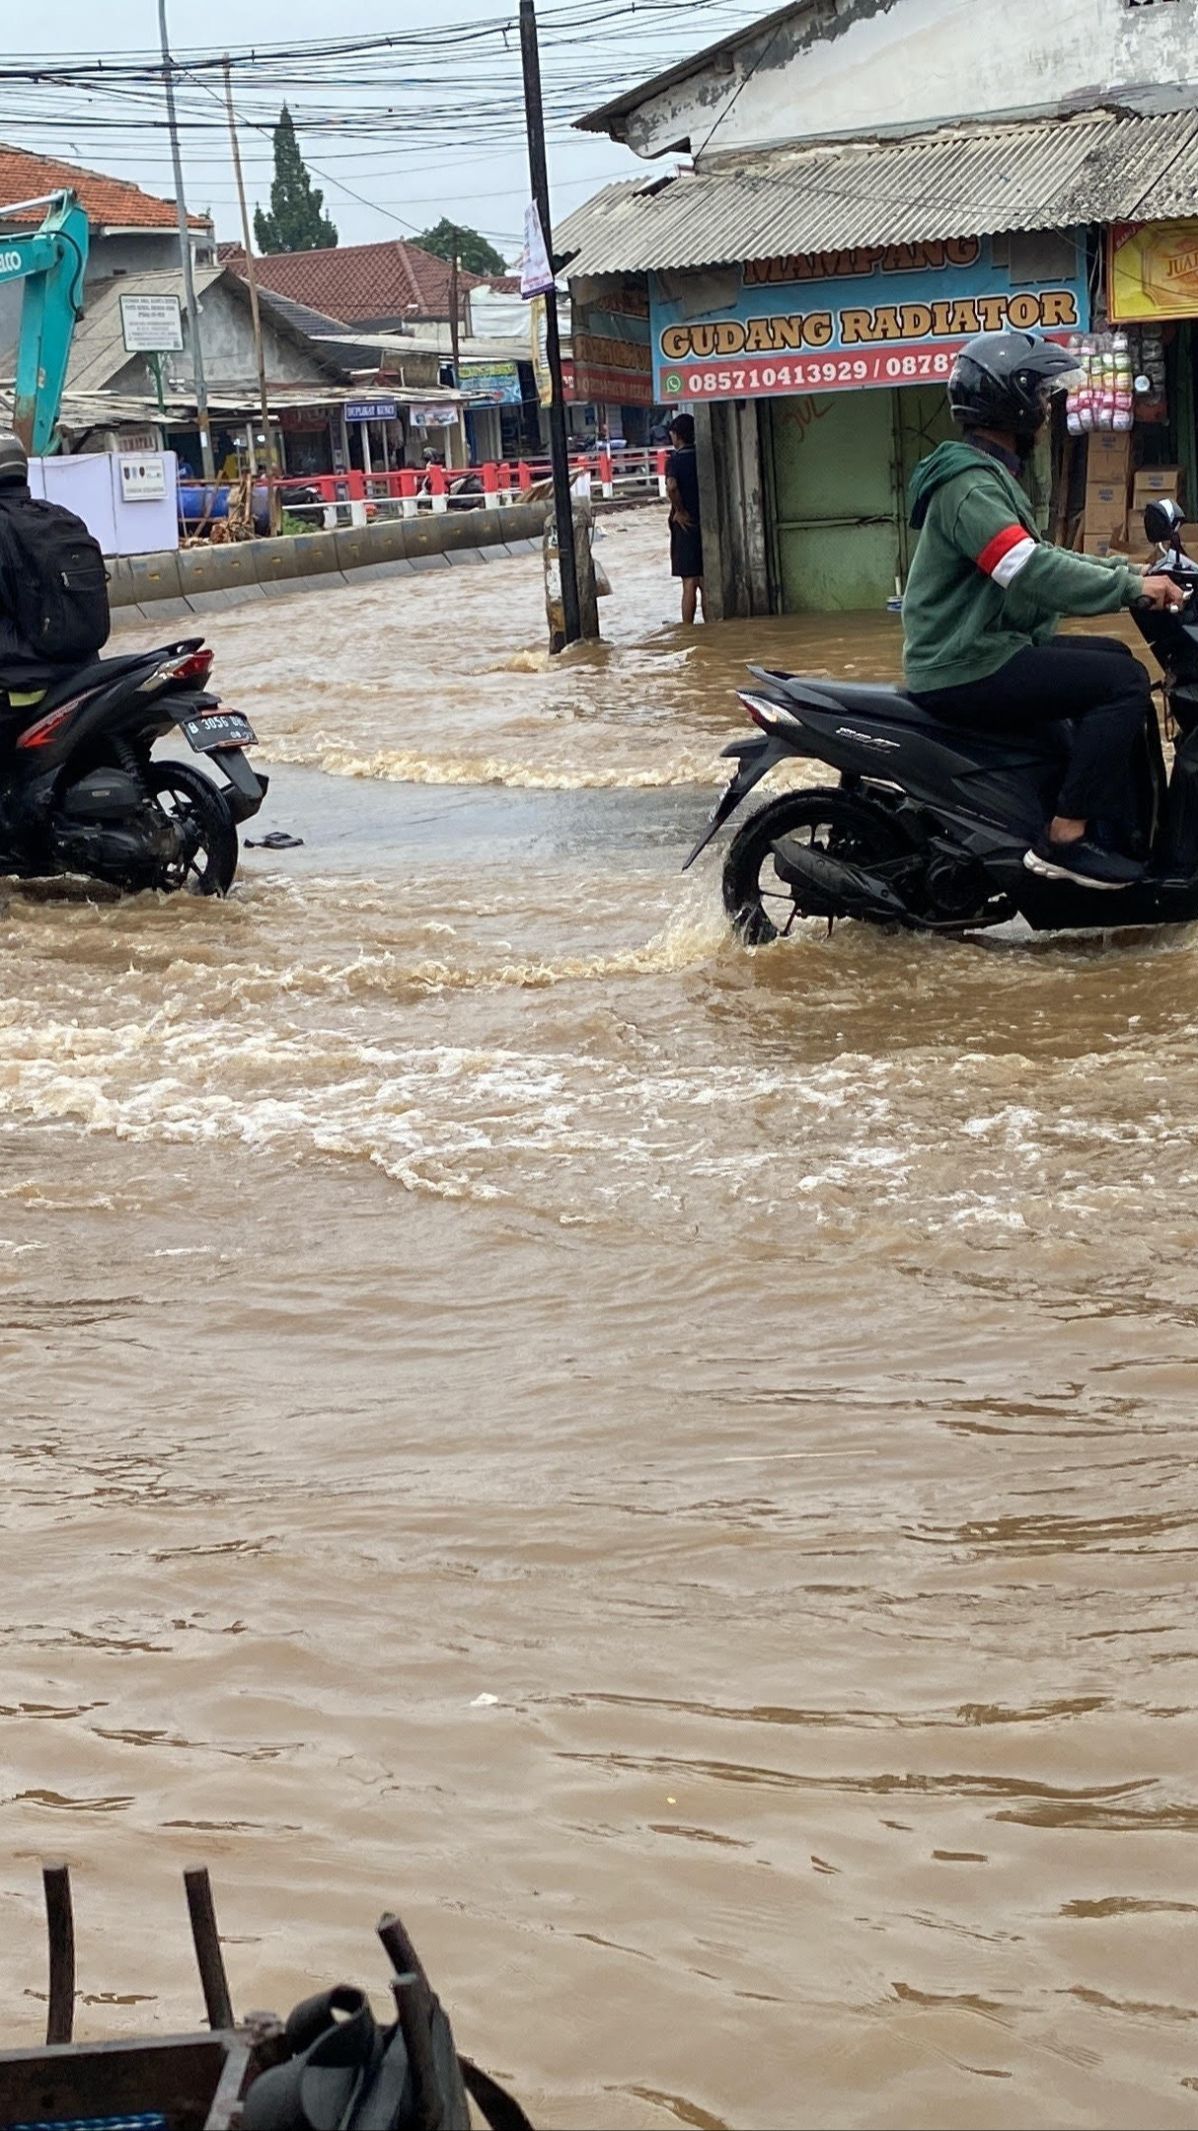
[3,510,1198,2129]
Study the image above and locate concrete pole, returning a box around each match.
[159,0,215,482]
[224,57,279,532]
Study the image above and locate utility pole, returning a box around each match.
[224,57,279,532]
[519,0,582,646]
[159,0,215,482]
[449,232,461,376]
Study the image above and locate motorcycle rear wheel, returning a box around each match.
[146,760,239,897]
[723,787,910,944]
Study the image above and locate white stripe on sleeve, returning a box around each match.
[990,537,1038,588]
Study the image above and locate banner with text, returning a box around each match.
[572,276,654,407]
[1109,221,1198,322]
[652,234,1090,403]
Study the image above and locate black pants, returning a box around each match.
[913,636,1152,827]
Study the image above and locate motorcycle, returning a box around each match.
[3,635,266,897]
[684,499,1198,940]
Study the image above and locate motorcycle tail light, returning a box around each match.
[738,691,776,730]
[163,650,214,683]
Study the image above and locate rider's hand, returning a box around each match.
[1140,571,1188,611]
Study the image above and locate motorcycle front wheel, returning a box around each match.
[146,760,239,896]
[722,787,909,944]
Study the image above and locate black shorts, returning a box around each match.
[670,520,703,579]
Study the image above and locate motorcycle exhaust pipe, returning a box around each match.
[771,835,910,921]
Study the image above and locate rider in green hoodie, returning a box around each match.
[903,330,1184,890]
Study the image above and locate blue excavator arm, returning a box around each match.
[0,190,89,456]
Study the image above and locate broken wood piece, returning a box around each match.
[183,1866,235,2033]
[42,1862,75,2047]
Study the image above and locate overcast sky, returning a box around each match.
[6,0,759,258]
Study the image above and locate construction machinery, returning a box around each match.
[0,189,89,455]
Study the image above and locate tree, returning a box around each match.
[416,219,506,279]
[254,105,337,254]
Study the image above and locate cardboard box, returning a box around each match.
[1133,464,1183,498]
[1087,432,1133,475]
[1083,480,1129,538]
[1082,532,1129,557]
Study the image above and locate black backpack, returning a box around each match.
[0,495,110,665]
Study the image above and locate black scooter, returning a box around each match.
[685,499,1198,941]
[2,636,266,897]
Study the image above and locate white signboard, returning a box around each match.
[119,454,168,501]
[120,292,184,353]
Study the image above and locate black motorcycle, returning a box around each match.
[685,500,1198,940]
[4,636,266,897]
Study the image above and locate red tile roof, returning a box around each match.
[222,238,482,323]
[0,142,209,230]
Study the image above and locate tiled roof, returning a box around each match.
[0,142,208,230]
[222,238,482,323]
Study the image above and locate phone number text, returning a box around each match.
[663,346,965,399]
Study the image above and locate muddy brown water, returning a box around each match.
[3,511,1197,2129]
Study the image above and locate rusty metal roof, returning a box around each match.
[558,108,1198,278]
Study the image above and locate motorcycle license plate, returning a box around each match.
[181,710,257,752]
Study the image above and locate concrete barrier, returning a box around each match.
[108,498,550,616]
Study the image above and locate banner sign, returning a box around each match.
[120,292,184,354]
[652,234,1090,402]
[459,360,522,406]
[572,276,654,407]
[345,399,399,422]
[1109,220,1198,321]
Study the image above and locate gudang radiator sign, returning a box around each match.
[652,235,1090,402]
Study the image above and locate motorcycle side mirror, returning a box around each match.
[1144,497,1185,546]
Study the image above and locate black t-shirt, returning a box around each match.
[667,446,700,521]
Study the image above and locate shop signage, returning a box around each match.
[572,276,654,407]
[345,399,399,421]
[652,234,1091,402]
[459,360,523,406]
[1109,220,1198,321]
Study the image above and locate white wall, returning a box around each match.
[29,451,179,556]
[617,0,1198,159]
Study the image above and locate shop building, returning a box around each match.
[561,0,1198,616]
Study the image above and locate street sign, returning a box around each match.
[120,293,184,353]
[345,399,399,421]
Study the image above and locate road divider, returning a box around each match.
[110,501,552,623]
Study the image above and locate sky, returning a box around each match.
[3,0,765,260]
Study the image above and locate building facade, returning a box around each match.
[563,0,1198,616]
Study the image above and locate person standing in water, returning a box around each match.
[666,413,704,623]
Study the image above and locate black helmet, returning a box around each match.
[948,329,1080,435]
[0,431,28,484]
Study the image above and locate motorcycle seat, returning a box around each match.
[37,651,162,711]
[775,674,943,728]
[774,674,1069,752]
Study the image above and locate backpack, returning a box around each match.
[241,1981,534,2131]
[0,496,110,665]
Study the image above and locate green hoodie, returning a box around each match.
[903,440,1143,694]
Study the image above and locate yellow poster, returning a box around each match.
[1109,220,1198,322]
[529,296,553,408]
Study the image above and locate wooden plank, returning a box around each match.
[0,2030,236,2130]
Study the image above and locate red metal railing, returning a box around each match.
[268,451,670,525]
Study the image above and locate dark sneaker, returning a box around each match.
[1023,835,1144,890]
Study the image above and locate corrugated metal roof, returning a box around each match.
[558,108,1198,277]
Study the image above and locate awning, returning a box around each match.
[557,107,1198,279]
